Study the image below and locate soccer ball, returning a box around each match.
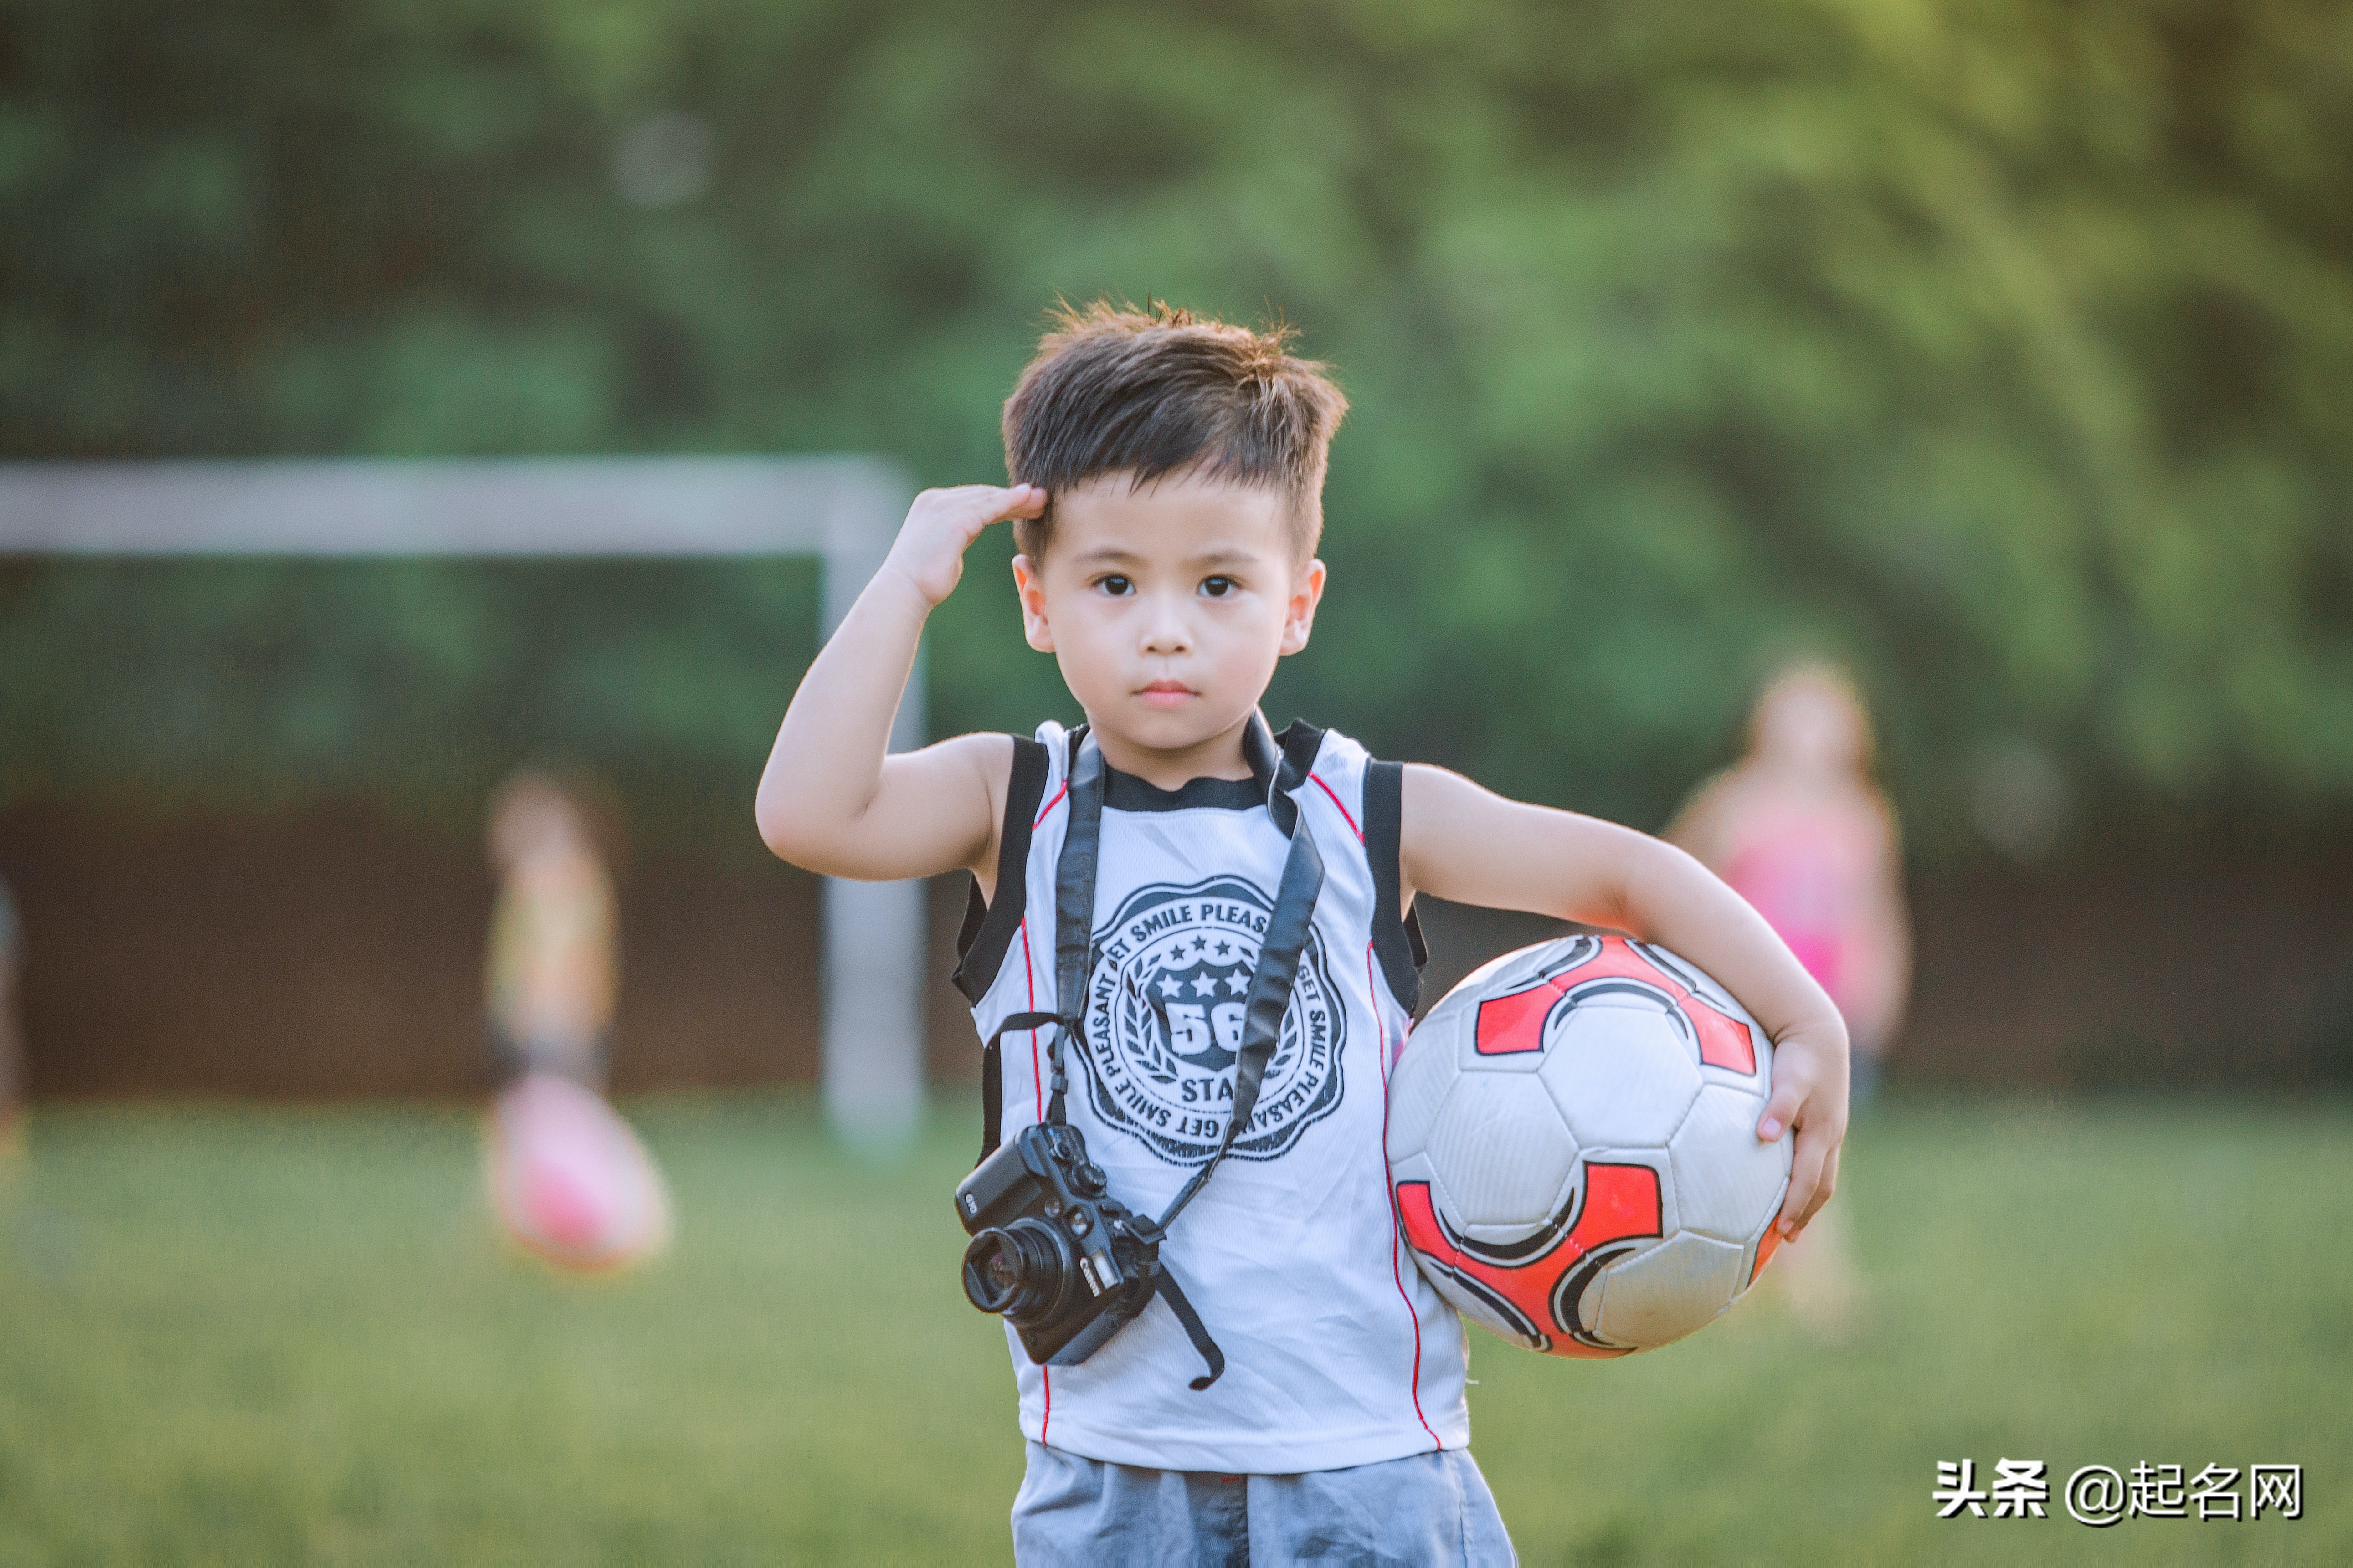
[1388,935,1790,1356]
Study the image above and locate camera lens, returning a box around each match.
[961,1219,1079,1324]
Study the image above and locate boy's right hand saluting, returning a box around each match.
[878,483,1046,607]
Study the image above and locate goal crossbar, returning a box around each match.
[0,456,929,1149]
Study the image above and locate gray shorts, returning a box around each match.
[1011,1440,1517,1567]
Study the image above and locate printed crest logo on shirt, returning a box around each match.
[1079,876,1346,1165]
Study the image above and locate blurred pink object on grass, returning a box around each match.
[488,1072,672,1272]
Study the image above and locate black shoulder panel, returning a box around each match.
[952,737,1052,1004]
[1363,758,1425,1015]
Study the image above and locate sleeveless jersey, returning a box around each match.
[953,718,1471,1473]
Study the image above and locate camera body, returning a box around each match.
[955,1122,1159,1367]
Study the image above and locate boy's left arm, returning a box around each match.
[1401,765,1850,1239]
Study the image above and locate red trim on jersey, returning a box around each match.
[1033,781,1068,831]
[1310,773,1362,841]
[1020,924,1043,1122]
[1020,918,1051,1439]
[1374,938,1442,1450]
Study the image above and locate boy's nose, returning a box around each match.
[1138,595,1193,655]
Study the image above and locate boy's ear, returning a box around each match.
[1279,558,1327,657]
[1011,555,1055,652]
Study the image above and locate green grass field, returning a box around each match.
[0,1095,2345,1565]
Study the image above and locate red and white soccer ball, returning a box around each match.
[1388,935,1791,1356]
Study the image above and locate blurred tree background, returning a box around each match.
[4,0,2349,861]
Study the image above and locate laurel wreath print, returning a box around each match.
[1080,876,1346,1165]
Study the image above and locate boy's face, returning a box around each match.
[1012,471,1324,767]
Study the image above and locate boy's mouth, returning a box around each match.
[1137,680,1198,709]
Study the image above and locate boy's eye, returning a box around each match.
[1097,575,1133,597]
[1200,576,1236,599]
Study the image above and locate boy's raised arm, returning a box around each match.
[1399,764,1851,1239]
[755,483,1045,884]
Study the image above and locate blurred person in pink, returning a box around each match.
[1669,661,1910,1102]
[483,773,670,1271]
[1668,661,1910,1329]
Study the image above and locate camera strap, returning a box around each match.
[977,718,1325,1201]
[976,736,1104,1161]
[1150,744,1323,1234]
[1150,1266,1227,1390]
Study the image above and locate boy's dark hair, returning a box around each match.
[1002,300,1347,561]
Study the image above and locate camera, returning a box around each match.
[954,1121,1161,1368]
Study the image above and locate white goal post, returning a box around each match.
[0,456,929,1149]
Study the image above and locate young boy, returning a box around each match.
[756,302,1849,1563]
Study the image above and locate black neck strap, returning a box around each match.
[1043,738,1105,1128]
[979,717,1326,1214]
[1151,802,1320,1231]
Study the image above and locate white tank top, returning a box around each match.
[953,717,1470,1473]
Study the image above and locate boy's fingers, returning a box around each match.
[1780,1108,1848,1236]
[1778,1117,1830,1236]
[1757,1046,1840,1236]
[952,484,1045,533]
[1800,1144,1843,1231]
[922,483,1042,524]
[1785,1144,1842,1238]
[1754,1074,1805,1144]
